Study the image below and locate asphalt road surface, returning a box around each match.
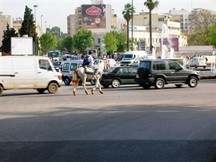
[0,80,216,162]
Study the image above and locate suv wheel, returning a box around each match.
[64,77,71,85]
[188,76,198,88]
[154,78,165,89]
[112,79,120,88]
[0,86,3,96]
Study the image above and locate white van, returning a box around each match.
[120,51,149,66]
[0,56,62,96]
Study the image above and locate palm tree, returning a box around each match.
[144,0,159,52]
[122,3,135,51]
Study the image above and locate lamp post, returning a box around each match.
[41,15,43,36]
[33,4,38,55]
[45,21,47,33]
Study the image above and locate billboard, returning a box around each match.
[11,37,33,55]
[82,4,106,29]
[160,37,179,52]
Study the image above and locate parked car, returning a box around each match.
[61,60,83,85]
[53,61,62,72]
[61,60,95,85]
[189,57,207,68]
[136,59,200,89]
[100,66,138,88]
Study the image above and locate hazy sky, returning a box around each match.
[0,0,216,33]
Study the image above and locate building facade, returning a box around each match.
[0,12,12,47]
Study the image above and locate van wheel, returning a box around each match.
[64,77,71,85]
[36,89,46,94]
[48,82,58,94]
[111,79,120,88]
[0,86,3,96]
[188,76,198,88]
[154,78,165,89]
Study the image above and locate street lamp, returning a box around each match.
[41,15,43,36]
[33,4,38,55]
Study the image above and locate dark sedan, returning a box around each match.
[100,66,138,88]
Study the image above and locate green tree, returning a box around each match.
[40,32,57,54]
[209,25,216,48]
[19,6,37,41]
[144,0,159,52]
[188,33,211,46]
[122,3,134,51]
[116,31,127,52]
[73,29,94,53]
[19,6,38,55]
[189,9,216,34]
[1,24,18,53]
[104,32,118,53]
[62,36,73,52]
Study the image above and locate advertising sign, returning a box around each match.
[82,4,106,29]
[160,37,179,52]
[11,37,33,55]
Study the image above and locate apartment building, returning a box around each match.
[168,8,190,33]
[67,2,118,49]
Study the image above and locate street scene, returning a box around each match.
[1,0,216,161]
[0,79,216,161]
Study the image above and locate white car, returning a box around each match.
[189,57,207,68]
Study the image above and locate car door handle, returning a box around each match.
[14,72,18,74]
[38,72,42,74]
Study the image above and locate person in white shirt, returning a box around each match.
[83,51,99,79]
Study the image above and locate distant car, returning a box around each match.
[189,57,207,68]
[105,59,117,67]
[100,66,138,88]
[136,59,200,89]
[53,61,62,71]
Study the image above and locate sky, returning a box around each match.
[0,0,216,33]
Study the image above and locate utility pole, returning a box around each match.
[33,4,38,55]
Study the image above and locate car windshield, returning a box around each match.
[122,54,133,60]
[53,61,61,66]
[48,52,60,58]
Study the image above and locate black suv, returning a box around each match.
[136,59,200,89]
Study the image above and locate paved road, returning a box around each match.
[0,80,216,162]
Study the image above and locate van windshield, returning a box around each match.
[122,54,133,60]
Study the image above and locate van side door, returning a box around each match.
[13,58,37,88]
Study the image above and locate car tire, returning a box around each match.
[111,79,120,88]
[0,86,3,96]
[64,77,71,86]
[47,82,58,94]
[154,78,165,89]
[188,76,198,88]
[36,88,46,94]
[175,84,183,88]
